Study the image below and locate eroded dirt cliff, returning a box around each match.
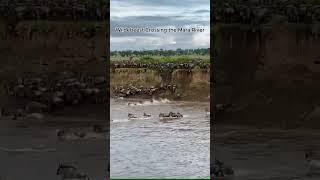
[213,23,320,128]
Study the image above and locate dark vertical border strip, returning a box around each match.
[210,0,214,179]
[106,0,111,179]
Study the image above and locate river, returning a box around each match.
[215,125,320,180]
[110,98,210,178]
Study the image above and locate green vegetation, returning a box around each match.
[138,55,210,64]
[111,48,209,57]
[111,48,210,64]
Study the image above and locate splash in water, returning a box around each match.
[127,98,171,106]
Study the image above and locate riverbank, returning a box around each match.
[0,75,108,121]
[111,67,210,102]
[0,76,108,180]
[0,18,108,121]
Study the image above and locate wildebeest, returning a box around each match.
[159,112,183,119]
[305,149,320,175]
[212,158,234,177]
[56,163,90,180]
[128,113,137,119]
[25,101,48,113]
[143,113,151,117]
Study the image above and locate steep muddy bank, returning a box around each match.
[213,23,320,128]
[0,14,108,180]
[111,68,210,101]
[0,20,107,120]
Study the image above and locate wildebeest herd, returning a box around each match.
[111,60,210,72]
[127,112,183,120]
[213,0,320,25]
[0,0,107,21]
[112,84,178,98]
[1,76,107,118]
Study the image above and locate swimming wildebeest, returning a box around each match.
[159,112,183,119]
[305,150,320,175]
[128,113,137,119]
[143,113,151,117]
[211,158,234,177]
[56,163,90,180]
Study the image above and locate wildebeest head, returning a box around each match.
[305,151,314,161]
[56,163,77,175]
[56,163,62,175]
[57,129,65,137]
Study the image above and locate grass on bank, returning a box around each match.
[110,55,210,65]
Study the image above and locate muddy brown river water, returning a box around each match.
[0,117,107,180]
[214,125,320,180]
[110,98,210,178]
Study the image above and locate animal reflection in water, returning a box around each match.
[57,163,90,180]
